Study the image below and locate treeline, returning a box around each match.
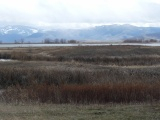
[2,38,80,44]
[123,39,158,43]
[43,38,79,44]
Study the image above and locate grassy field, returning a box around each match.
[1,60,160,103]
[0,45,160,118]
[1,45,160,65]
[0,103,160,120]
[0,46,160,103]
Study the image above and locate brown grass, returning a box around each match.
[2,82,160,104]
[1,45,160,104]
[0,62,160,88]
[1,46,160,65]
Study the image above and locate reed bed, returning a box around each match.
[1,46,160,66]
[0,65,160,88]
[0,45,160,104]
[2,82,160,103]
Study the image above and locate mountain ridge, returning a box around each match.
[0,24,160,43]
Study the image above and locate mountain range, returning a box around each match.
[0,24,160,43]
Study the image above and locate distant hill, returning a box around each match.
[1,24,160,43]
[0,25,40,43]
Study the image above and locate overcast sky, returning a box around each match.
[0,0,160,29]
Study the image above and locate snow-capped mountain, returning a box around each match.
[27,24,160,42]
[0,26,38,35]
[0,25,40,43]
[1,24,160,43]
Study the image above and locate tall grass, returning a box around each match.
[1,46,160,104]
[1,65,160,104]
[2,82,160,103]
[0,65,160,88]
[0,67,92,88]
[1,46,160,65]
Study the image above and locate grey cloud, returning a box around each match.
[0,0,160,28]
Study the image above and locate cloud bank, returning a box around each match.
[0,0,160,28]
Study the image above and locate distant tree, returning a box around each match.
[123,39,143,43]
[124,39,158,43]
[149,39,157,43]
[68,40,79,43]
[15,40,18,44]
[60,39,66,44]
[54,38,59,44]
[44,38,52,43]
[21,38,24,44]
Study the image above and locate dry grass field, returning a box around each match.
[0,103,160,120]
[0,45,160,119]
[1,45,160,65]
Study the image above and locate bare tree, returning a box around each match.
[68,40,78,43]
[21,38,24,44]
[44,38,52,43]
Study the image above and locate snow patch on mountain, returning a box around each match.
[1,24,160,43]
[0,26,39,35]
[30,29,38,33]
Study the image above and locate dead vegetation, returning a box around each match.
[0,45,160,104]
[1,46,160,65]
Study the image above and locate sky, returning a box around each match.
[0,0,160,29]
